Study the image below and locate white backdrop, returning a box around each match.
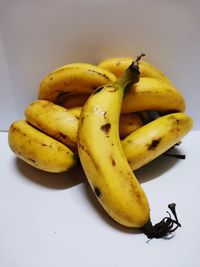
[0,0,200,130]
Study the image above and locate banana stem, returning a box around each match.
[141,203,181,239]
[114,53,145,91]
[164,153,186,159]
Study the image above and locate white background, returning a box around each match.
[0,0,200,130]
[0,1,200,267]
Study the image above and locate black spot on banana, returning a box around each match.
[100,123,111,133]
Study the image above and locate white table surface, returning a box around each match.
[1,131,200,267]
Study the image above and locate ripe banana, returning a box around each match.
[119,113,144,139]
[8,120,77,172]
[122,77,185,113]
[53,78,185,114]
[25,100,79,149]
[98,57,172,83]
[66,79,185,113]
[38,63,116,102]
[23,99,192,173]
[67,106,82,118]
[68,106,144,138]
[77,55,150,228]
[122,112,193,170]
[25,100,143,144]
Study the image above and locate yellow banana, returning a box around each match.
[67,106,82,118]
[122,77,185,113]
[54,78,185,114]
[38,63,116,102]
[24,99,192,171]
[25,100,79,149]
[98,57,185,113]
[22,98,192,174]
[8,120,77,172]
[119,113,144,139]
[68,106,144,138]
[77,55,150,228]
[122,112,193,170]
[25,100,143,143]
[98,57,172,83]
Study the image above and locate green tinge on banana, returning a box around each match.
[8,120,77,173]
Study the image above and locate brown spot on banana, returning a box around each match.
[111,157,116,166]
[100,123,111,133]
[27,157,36,163]
[148,138,161,150]
[41,143,47,146]
[93,86,104,94]
[105,85,117,92]
[87,68,112,81]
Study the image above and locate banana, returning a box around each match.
[38,63,117,102]
[38,60,185,113]
[68,106,82,118]
[65,78,185,113]
[25,100,144,144]
[53,78,185,114]
[122,112,193,170]
[77,55,150,228]
[55,93,89,109]
[68,106,144,138]
[98,57,172,83]
[24,99,192,172]
[25,100,79,149]
[119,113,144,139]
[122,77,185,113]
[8,120,77,172]
[98,57,185,113]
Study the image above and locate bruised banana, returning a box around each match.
[8,120,77,172]
[77,55,151,228]
[98,57,172,83]
[38,63,116,102]
[25,100,143,142]
[122,112,193,170]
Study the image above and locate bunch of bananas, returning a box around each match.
[8,55,193,238]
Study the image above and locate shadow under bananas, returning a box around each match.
[15,158,84,189]
[81,148,184,234]
[135,150,182,184]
